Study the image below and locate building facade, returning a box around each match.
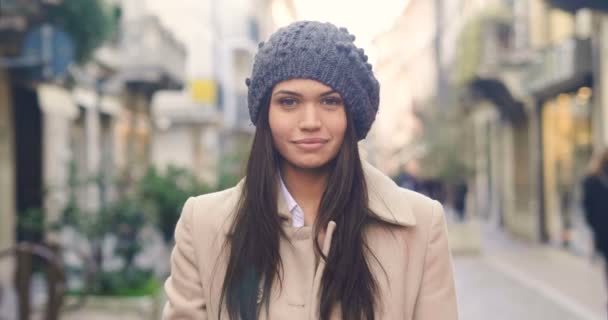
[375,0,608,254]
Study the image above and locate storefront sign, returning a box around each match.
[190,80,217,104]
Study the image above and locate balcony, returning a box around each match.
[524,37,592,99]
[119,16,186,90]
[475,18,534,78]
[151,90,220,127]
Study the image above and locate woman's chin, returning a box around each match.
[287,157,333,171]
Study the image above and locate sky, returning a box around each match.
[143,0,410,78]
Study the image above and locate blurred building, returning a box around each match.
[372,0,435,174]
[151,90,221,186]
[116,5,186,180]
[377,0,608,254]
[525,0,607,250]
[143,0,280,186]
[213,0,260,174]
[205,0,288,179]
[46,2,187,227]
[464,0,605,251]
[0,0,78,292]
[0,0,187,288]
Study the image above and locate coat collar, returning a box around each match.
[361,161,416,226]
[273,161,416,227]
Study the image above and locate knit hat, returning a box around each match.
[245,21,380,140]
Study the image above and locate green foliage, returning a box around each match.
[417,99,475,184]
[17,207,45,242]
[66,269,161,297]
[422,5,514,182]
[217,153,243,191]
[454,4,513,85]
[60,196,149,293]
[216,137,250,190]
[60,158,94,228]
[46,159,225,296]
[95,269,161,297]
[454,18,483,86]
[139,166,211,242]
[47,0,119,63]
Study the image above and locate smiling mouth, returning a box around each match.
[293,138,328,150]
[294,138,329,144]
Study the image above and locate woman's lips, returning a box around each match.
[293,138,328,151]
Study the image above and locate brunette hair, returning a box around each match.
[219,92,381,320]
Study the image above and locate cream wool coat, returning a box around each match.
[163,162,458,319]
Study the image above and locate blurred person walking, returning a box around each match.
[162,21,457,320]
[396,161,420,192]
[582,149,608,310]
[452,181,468,222]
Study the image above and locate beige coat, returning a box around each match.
[163,162,458,319]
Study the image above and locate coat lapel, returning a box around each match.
[362,161,416,227]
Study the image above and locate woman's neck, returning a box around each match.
[280,162,329,226]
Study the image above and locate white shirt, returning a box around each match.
[278,173,305,228]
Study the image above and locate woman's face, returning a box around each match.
[268,79,347,171]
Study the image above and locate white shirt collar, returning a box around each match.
[278,172,305,227]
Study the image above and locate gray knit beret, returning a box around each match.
[245,21,380,140]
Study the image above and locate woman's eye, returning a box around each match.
[322,97,343,106]
[279,97,298,106]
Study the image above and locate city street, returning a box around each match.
[454,225,606,320]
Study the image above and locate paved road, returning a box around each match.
[452,223,606,320]
[454,255,599,320]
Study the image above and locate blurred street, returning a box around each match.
[454,225,605,320]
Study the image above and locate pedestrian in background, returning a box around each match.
[582,149,608,309]
[452,181,468,222]
[396,160,420,192]
[163,21,458,319]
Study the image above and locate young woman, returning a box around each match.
[163,21,458,320]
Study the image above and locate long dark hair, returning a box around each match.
[219,93,381,320]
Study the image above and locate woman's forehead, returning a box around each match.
[272,79,337,95]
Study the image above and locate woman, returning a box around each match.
[163,21,458,320]
[583,149,608,301]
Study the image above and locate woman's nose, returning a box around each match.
[298,104,321,130]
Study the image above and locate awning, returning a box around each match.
[471,77,527,127]
[151,90,219,127]
[37,84,78,119]
[547,0,608,12]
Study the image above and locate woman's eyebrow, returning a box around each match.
[272,89,338,97]
[319,90,338,97]
[272,90,302,97]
